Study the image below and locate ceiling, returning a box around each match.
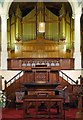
[9,2,72,17]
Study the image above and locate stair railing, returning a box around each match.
[59,70,77,85]
[4,70,23,89]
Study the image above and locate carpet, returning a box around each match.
[2,107,78,120]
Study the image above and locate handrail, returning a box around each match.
[5,70,23,89]
[59,70,77,84]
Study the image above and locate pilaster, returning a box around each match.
[73,6,82,69]
[1,14,8,69]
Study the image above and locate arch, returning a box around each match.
[0,0,80,19]
[68,0,80,18]
[3,0,13,14]
[0,0,13,16]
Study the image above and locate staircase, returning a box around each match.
[4,71,24,103]
[4,70,78,107]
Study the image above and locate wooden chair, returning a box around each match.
[15,91,24,110]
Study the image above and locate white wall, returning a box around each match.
[59,70,82,84]
[0,70,22,90]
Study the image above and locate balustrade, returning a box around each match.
[7,58,74,70]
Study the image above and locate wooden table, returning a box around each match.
[23,95,64,118]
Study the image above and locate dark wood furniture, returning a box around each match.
[23,82,59,95]
[23,67,59,87]
[23,82,59,88]
[32,66,51,83]
[23,82,63,118]
[23,95,64,118]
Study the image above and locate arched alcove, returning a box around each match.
[0,0,82,60]
[6,1,75,58]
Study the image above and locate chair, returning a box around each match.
[15,91,24,110]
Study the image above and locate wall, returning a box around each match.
[0,70,22,90]
[60,70,82,84]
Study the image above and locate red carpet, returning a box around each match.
[2,107,78,120]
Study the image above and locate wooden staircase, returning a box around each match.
[4,70,78,107]
[4,71,24,103]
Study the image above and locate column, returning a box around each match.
[1,14,8,69]
[73,7,82,69]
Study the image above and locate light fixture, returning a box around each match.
[37,2,45,34]
[38,22,45,33]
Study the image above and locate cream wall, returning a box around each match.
[60,70,82,84]
[0,70,22,90]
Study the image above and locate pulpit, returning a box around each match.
[32,66,51,83]
[22,65,63,118]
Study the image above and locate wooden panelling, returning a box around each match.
[23,69,59,84]
[8,37,73,58]
[60,58,74,69]
[7,58,74,70]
